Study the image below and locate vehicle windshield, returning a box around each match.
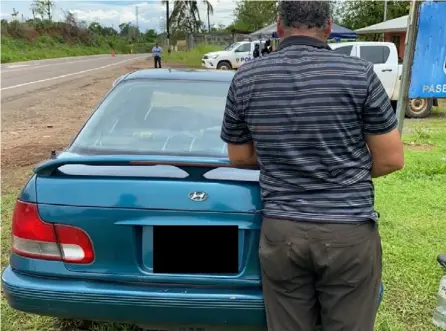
[224,42,240,51]
[69,79,230,157]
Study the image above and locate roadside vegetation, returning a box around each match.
[1,104,446,331]
[164,44,221,67]
[1,1,157,63]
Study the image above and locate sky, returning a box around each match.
[0,0,237,32]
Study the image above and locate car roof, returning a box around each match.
[329,41,395,49]
[122,68,235,83]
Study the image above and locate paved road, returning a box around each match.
[1,54,149,100]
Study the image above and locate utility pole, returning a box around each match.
[135,6,139,30]
[395,0,422,135]
[381,0,388,41]
[135,6,139,41]
[166,0,171,53]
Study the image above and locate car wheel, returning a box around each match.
[217,61,232,70]
[406,98,433,118]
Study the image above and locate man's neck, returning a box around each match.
[282,29,327,42]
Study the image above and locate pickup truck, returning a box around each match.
[330,41,438,118]
[202,40,265,70]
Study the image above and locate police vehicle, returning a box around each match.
[202,40,266,70]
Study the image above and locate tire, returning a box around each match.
[217,61,232,70]
[405,98,433,118]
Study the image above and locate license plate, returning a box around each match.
[153,225,239,274]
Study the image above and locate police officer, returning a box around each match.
[253,44,260,59]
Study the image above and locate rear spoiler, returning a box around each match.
[34,155,258,177]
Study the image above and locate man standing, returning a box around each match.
[220,1,404,331]
[152,43,162,69]
[253,43,260,59]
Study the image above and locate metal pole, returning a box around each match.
[395,0,421,135]
[135,6,139,41]
[136,6,139,30]
[166,0,171,53]
[381,0,388,41]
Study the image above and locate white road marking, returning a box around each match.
[1,56,146,91]
[5,64,30,69]
[1,55,120,73]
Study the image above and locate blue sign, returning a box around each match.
[409,1,446,98]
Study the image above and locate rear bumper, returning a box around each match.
[2,266,266,328]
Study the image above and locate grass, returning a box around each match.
[1,106,446,331]
[0,36,148,63]
[1,39,110,63]
[164,44,222,68]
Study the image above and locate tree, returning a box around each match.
[118,22,140,41]
[31,1,46,20]
[11,8,19,21]
[143,29,157,42]
[30,0,54,21]
[335,0,410,30]
[231,0,277,32]
[88,22,103,35]
[162,1,204,33]
[204,0,214,33]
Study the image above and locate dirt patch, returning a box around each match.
[404,142,435,151]
[1,59,154,190]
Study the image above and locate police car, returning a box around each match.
[202,40,265,70]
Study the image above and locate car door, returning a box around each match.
[358,45,397,98]
[233,43,252,67]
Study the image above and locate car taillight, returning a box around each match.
[11,200,94,264]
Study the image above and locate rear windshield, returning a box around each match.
[69,79,230,157]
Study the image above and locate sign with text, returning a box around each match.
[409,1,446,99]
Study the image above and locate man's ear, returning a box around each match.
[276,15,284,39]
[324,18,332,38]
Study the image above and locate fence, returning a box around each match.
[186,33,248,50]
[158,32,249,51]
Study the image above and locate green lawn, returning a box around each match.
[1,107,445,331]
[164,44,222,68]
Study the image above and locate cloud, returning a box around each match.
[1,0,236,31]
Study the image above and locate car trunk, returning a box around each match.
[34,155,262,287]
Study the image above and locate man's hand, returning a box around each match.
[366,128,404,178]
[227,141,258,167]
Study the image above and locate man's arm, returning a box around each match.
[363,64,404,178]
[227,143,257,167]
[220,75,257,167]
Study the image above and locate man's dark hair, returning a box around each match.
[278,1,331,30]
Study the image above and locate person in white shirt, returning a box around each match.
[152,43,162,69]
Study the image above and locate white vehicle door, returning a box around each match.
[233,43,252,68]
[358,45,398,98]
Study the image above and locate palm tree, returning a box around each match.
[162,0,204,33]
[203,0,214,33]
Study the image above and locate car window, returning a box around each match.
[225,42,240,51]
[359,46,390,64]
[332,45,353,56]
[69,80,230,157]
[234,43,251,52]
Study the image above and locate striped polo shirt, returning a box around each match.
[220,36,398,223]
